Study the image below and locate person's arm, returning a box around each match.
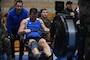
[6,13,12,36]
[18,19,31,35]
[0,21,7,39]
[39,19,50,32]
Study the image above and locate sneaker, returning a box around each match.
[39,52,48,60]
[48,55,52,60]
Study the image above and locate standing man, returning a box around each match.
[0,3,12,60]
[6,1,28,60]
[0,20,12,60]
[63,1,75,17]
[18,8,52,60]
[39,8,51,42]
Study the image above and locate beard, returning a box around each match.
[15,9,22,15]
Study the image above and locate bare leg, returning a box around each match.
[38,38,51,57]
[28,39,40,55]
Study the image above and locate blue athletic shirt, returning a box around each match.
[26,18,42,38]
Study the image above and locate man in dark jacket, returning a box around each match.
[63,1,75,17]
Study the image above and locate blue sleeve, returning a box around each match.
[6,13,12,36]
[23,8,28,18]
[26,12,28,18]
[25,9,28,18]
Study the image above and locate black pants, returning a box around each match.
[11,29,24,57]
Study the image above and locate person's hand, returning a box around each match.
[70,12,75,17]
[11,34,14,38]
[24,29,31,33]
[44,28,50,32]
[8,34,14,41]
[76,7,79,13]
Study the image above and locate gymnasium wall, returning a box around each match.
[1,0,78,19]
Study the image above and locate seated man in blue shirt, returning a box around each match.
[18,8,52,60]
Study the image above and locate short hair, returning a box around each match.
[66,1,73,5]
[40,8,47,13]
[29,8,38,14]
[15,0,23,6]
[39,8,47,17]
